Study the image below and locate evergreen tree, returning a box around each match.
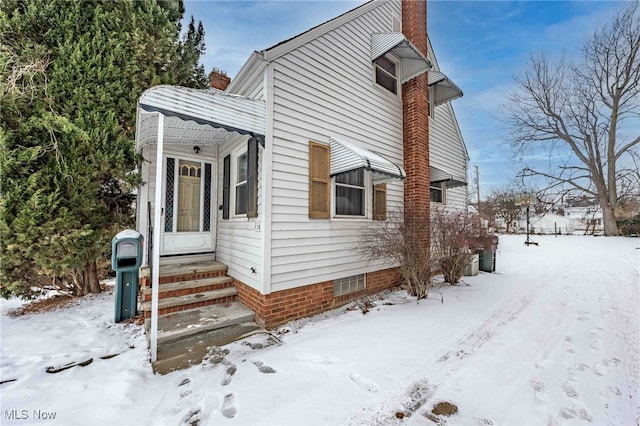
[0,0,208,298]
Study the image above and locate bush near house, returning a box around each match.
[617,214,640,236]
[358,209,491,296]
[358,210,435,299]
[431,209,492,284]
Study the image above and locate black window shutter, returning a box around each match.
[246,137,258,218]
[222,155,230,219]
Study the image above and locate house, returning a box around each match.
[134,0,467,371]
[528,213,583,235]
[427,40,469,210]
[563,196,604,234]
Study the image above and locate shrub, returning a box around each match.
[617,214,640,236]
[431,209,490,284]
[358,210,435,299]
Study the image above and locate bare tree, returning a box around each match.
[505,2,640,235]
[485,187,523,233]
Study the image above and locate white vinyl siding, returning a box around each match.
[267,0,403,292]
[428,39,469,212]
[429,101,468,211]
[215,136,264,290]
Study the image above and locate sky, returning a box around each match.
[183,0,631,199]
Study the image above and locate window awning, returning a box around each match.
[430,165,467,188]
[330,137,405,184]
[371,33,432,84]
[428,71,463,106]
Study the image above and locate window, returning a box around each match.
[333,274,365,296]
[392,13,401,32]
[335,168,365,216]
[222,137,258,219]
[234,151,248,215]
[374,56,398,95]
[430,182,444,204]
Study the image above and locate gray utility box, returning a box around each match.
[111,230,143,323]
[478,235,499,273]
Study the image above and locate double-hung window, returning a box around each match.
[430,182,445,204]
[222,137,259,219]
[335,168,365,216]
[374,56,398,95]
[234,151,248,215]
[308,140,396,220]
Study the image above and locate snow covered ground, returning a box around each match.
[1,234,638,425]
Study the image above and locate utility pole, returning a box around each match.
[474,165,480,207]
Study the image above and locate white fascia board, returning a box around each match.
[226,51,266,95]
[263,0,387,62]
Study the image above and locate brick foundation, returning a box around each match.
[235,268,402,328]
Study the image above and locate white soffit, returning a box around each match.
[136,85,266,149]
[428,70,463,106]
[330,137,405,184]
[430,165,467,188]
[371,33,432,84]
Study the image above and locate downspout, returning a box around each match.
[150,112,164,363]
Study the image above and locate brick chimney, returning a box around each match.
[401,0,430,242]
[209,68,231,91]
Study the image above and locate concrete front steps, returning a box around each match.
[140,260,262,374]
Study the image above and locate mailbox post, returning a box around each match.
[111,230,143,323]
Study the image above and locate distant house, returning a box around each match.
[529,213,583,235]
[134,0,467,369]
[563,196,604,234]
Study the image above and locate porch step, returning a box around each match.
[140,260,228,285]
[140,287,238,316]
[141,276,234,302]
[147,302,262,374]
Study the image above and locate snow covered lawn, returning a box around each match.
[1,235,638,425]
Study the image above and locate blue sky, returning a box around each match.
[184,0,630,199]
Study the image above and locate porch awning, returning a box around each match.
[428,71,463,106]
[136,85,266,149]
[330,137,405,184]
[430,165,467,188]
[371,33,432,84]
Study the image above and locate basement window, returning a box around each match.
[334,274,365,296]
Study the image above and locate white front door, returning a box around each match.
[161,156,216,255]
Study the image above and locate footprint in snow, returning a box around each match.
[178,378,193,399]
[530,379,548,403]
[220,361,237,386]
[221,393,237,419]
[562,383,580,399]
[349,372,380,393]
[558,407,593,422]
[176,377,208,425]
[180,409,203,426]
[253,360,276,374]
